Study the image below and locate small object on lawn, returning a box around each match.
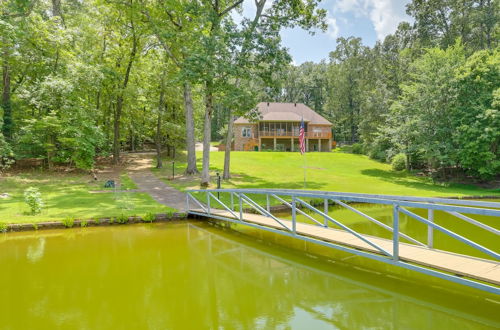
[216,172,221,199]
[104,180,115,188]
[0,193,10,199]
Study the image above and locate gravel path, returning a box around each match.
[127,154,187,212]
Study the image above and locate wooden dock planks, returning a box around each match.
[190,208,500,286]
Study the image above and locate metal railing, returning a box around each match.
[185,188,500,294]
[258,130,332,139]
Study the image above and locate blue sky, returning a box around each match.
[236,0,413,64]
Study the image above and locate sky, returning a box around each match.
[236,0,413,64]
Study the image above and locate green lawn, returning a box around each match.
[0,172,171,224]
[156,151,499,198]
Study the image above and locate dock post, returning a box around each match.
[207,193,211,215]
[292,196,297,233]
[393,204,399,261]
[239,193,243,220]
[324,198,329,227]
[186,194,189,212]
[266,194,270,212]
[428,208,434,248]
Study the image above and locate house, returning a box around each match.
[233,102,333,152]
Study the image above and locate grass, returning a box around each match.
[154,152,499,206]
[0,171,173,224]
[120,174,138,190]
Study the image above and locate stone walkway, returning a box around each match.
[126,154,188,212]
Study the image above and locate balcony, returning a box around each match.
[258,131,331,139]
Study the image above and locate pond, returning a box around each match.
[1,222,499,329]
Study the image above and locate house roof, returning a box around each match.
[234,102,332,125]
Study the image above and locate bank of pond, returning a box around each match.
[1,201,499,329]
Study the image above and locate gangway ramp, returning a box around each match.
[186,189,500,294]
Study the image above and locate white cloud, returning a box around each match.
[334,0,410,40]
[326,15,340,39]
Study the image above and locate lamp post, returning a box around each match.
[216,172,221,199]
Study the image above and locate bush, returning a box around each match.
[62,217,74,228]
[391,153,407,171]
[351,143,363,154]
[116,214,129,224]
[143,212,156,223]
[0,222,7,233]
[23,187,44,215]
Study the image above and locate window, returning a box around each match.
[242,127,252,138]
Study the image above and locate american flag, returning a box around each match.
[299,118,306,154]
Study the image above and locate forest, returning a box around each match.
[0,0,498,184]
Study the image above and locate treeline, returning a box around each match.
[264,0,499,180]
[0,0,326,184]
[1,0,498,183]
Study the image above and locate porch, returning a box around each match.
[259,137,331,152]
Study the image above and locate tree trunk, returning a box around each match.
[2,46,12,141]
[201,82,213,186]
[183,82,198,174]
[221,1,265,180]
[113,95,123,164]
[222,113,234,179]
[112,25,137,164]
[156,79,166,169]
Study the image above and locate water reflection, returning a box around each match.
[26,237,46,263]
[186,223,500,330]
[0,222,498,329]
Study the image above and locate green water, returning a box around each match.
[281,200,500,260]
[1,222,499,329]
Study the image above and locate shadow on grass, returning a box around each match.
[360,169,495,195]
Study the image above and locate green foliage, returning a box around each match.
[0,222,7,233]
[351,143,363,154]
[62,217,75,228]
[23,187,43,215]
[80,219,88,228]
[391,153,407,171]
[143,212,156,223]
[452,50,500,179]
[0,131,14,171]
[32,223,38,230]
[116,214,129,224]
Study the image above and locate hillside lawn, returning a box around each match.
[156,151,499,205]
[1,151,498,225]
[0,172,172,224]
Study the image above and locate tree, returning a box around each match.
[453,49,500,179]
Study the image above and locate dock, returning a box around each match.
[186,188,500,294]
[190,208,500,286]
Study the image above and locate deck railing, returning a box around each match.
[258,131,332,139]
[186,188,500,294]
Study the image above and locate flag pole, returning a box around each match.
[299,116,307,189]
[303,148,307,189]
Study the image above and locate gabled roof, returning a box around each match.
[234,102,332,125]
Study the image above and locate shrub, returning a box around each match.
[62,217,74,228]
[143,212,156,223]
[80,219,88,227]
[0,223,7,233]
[24,187,44,215]
[391,153,407,171]
[351,143,363,154]
[116,214,129,224]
